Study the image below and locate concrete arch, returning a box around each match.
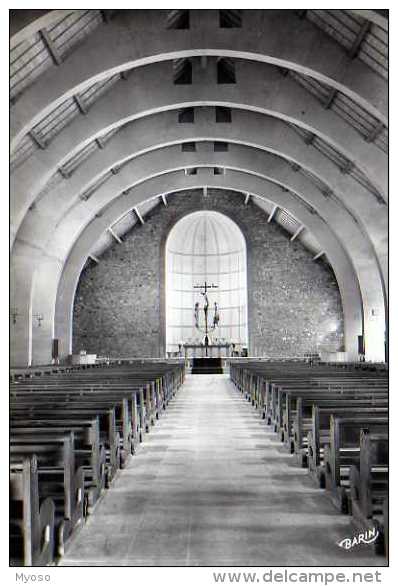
[12,143,384,324]
[9,11,387,368]
[15,110,385,278]
[18,143,387,318]
[12,163,385,365]
[10,10,74,46]
[12,9,388,49]
[12,139,386,361]
[11,9,387,149]
[11,61,387,242]
[54,182,363,366]
[13,143,382,287]
[40,146,385,286]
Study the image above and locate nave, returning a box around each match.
[60,374,385,567]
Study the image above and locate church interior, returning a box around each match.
[10,9,388,568]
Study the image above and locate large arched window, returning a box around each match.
[166,211,248,354]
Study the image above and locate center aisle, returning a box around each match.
[61,374,384,566]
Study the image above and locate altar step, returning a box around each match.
[191,357,223,375]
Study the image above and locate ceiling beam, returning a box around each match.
[349,21,372,59]
[340,160,355,175]
[365,121,384,143]
[39,28,62,65]
[323,88,337,109]
[134,207,145,224]
[29,130,46,149]
[321,187,334,199]
[244,193,250,205]
[290,225,305,241]
[89,254,99,263]
[203,186,208,198]
[267,204,278,223]
[73,94,88,115]
[304,132,315,145]
[313,250,325,261]
[161,194,168,207]
[58,166,71,180]
[108,227,122,244]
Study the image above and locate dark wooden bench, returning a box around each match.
[350,430,388,520]
[306,401,388,477]
[10,417,106,514]
[11,403,120,486]
[321,416,388,511]
[230,359,389,561]
[10,432,84,557]
[283,389,387,449]
[291,392,388,460]
[8,361,187,565]
[292,398,387,466]
[10,455,55,566]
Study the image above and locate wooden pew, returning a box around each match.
[278,382,387,433]
[11,380,153,444]
[321,416,388,511]
[231,361,387,430]
[11,402,120,484]
[10,432,84,557]
[12,391,131,468]
[10,455,55,566]
[306,402,388,480]
[350,430,388,519]
[230,359,389,562]
[292,398,387,467]
[12,382,146,448]
[8,361,184,565]
[10,417,106,514]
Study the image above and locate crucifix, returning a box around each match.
[10,307,19,325]
[193,281,220,356]
[33,313,44,327]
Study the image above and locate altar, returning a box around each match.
[183,343,231,359]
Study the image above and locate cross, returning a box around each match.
[193,281,219,294]
[33,313,44,327]
[10,307,19,325]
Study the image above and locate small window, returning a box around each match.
[166,10,190,29]
[181,142,196,152]
[217,58,236,84]
[214,167,225,175]
[185,168,197,176]
[214,141,229,152]
[173,59,192,84]
[216,107,232,123]
[178,108,194,123]
[219,10,242,28]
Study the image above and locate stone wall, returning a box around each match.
[72,189,344,357]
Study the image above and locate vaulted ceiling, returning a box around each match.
[10,9,388,365]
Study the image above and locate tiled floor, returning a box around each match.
[60,374,386,566]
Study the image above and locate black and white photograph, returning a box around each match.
[8,4,391,580]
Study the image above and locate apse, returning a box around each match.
[165,211,248,354]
